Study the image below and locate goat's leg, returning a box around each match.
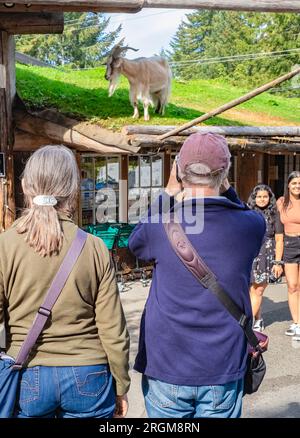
[143,102,150,121]
[155,100,162,114]
[142,96,151,121]
[132,102,139,119]
[156,90,166,115]
[130,88,139,119]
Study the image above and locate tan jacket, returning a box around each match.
[0,215,130,395]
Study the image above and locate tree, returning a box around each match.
[168,10,215,79]
[249,13,300,84]
[16,12,121,68]
[168,10,300,88]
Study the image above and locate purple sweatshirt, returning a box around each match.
[129,187,266,386]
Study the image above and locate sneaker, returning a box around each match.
[292,326,300,341]
[253,319,265,332]
[285,323,298,336]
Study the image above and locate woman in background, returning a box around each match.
[277,171,300,340]
[248,184,284,332]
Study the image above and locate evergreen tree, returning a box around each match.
[250,13,300,83]
[169,10,300,88]
[16,12,121,68]
[169,10,215,79]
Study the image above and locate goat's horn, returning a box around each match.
[116,37,125,47]
[124,47,139,52]
[110,38,125,54]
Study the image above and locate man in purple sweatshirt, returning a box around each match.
[129,133,266,418]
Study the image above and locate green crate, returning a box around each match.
[85,223,135,250]
[98,231,118,250]
[86,223,110,235]
[113,224,134,248]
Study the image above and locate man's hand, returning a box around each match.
[113,394,128,418]
[165,161,182,197]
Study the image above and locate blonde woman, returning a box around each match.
[0,145,130,418]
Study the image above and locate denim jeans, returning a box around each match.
[15,364,115,418]
[142,376,243,418]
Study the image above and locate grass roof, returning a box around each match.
[16,64,300,130]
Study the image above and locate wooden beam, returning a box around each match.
[228,139,300,154]
[0,31,15,231]
[1,1,300,13]
[159,66,300,141]
[131,134,300,153]
[14,128,54,151]
[123,125,300,137]
[0,4,142,13]
[14,129,135,155]
[16,51,57,68]
[146,1,300,12]
[0,12,64,34]
[13,106,135,154]
[34,108,139,153]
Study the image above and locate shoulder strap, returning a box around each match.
[163,214,260,350]
[13,228,87,369]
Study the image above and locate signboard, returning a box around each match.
[0,153,5,177]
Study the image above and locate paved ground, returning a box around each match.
[120,279,300,418]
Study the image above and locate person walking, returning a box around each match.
[0,145,130,418]
[247,185,284,332]
[277,171,300,340]
[129,133,266,418]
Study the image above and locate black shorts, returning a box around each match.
[283,235,300,264]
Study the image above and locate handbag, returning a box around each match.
[0,228,87,418]
[164,215,267,396]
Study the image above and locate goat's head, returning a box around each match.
[104,38,138,96]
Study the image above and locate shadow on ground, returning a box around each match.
[263,296,290,328]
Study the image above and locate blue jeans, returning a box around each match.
[142,376,243,418]
[15,364,115,418]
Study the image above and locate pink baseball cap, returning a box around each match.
[177,132,231,175]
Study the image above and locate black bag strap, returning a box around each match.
[164,214,262,351]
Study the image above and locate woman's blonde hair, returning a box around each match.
[16,145,80,257]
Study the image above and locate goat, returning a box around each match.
[104,39,171,121]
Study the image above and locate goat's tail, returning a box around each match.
[165,62,172,103]
[158,61,172,114]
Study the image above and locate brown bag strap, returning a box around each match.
[163,213,261,350]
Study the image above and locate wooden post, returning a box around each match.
[236,152,263,201]
[159,66,300,141]
[75,151,81,227]
[120,155,128,222]
[163,151,171,187]
[0,31,15,231]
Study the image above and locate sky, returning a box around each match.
[105,8,193,58]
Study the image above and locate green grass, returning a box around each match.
[16,63,300,130]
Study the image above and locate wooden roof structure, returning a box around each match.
[1,1,300,13]
[1,0,300,230]
[123,125,300,154]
